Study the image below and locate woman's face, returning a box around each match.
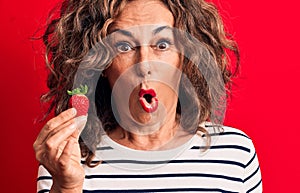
[105,0,181,133]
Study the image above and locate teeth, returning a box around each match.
[141,97,151,106]
[141,97,157,107]
[151,97,157,104]
[138,88,159,113]
[139,96,158,113]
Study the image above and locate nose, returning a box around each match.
[136,46,151,77]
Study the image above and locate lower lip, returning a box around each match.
[139,97,158,113]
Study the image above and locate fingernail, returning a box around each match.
[71,108,77,116]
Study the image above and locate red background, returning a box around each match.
[1,0,299,192]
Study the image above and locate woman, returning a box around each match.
[34,0,262,192]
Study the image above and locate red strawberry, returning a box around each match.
[67,85,89,116]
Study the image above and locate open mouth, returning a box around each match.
[139,89,158,113]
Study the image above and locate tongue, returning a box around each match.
[139,96,158,113]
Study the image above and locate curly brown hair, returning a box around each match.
[41,0,240,167]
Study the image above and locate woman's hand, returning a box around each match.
[33,108,87,192]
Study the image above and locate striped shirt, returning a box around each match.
[37,125,262,193]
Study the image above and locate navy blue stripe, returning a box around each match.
[246,179,262,193]
[92,159,245,168]
[96,146,113,150]
[244,166,260,182]
[38,189,50,193]
[191,145,250,152]
[214,131,250,139]
[85,173,242,182]
[37,176,52,181]
[245,152,256,168]
[83,188,238,193]
[81,160,99,164]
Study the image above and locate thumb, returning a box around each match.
[74,116,88,139]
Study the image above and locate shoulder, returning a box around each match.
[200,123,259,164]
[216,124,251,139]
[206,123,255,150]
[213,126,263,192]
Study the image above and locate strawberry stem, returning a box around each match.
[67,84,88,96]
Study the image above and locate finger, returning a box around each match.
[45,118,76,142]
[43,115,87,161]
[43,122,78,161]
[35,108,77,146]
[35,118,75,150]
[72,116,88,140]
[57,137,78,171]
[47,115,87,143]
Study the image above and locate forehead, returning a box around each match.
[110,0,174,30]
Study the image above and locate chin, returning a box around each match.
[131,102,167,125]
[133,111,154,124]
[118,110,163,135]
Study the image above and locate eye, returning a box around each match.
[115,42,133,53]
[155,39,171,51]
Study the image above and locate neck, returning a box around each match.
[111,116,178,150]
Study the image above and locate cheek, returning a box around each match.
[105,58,132,87]
[160,52,181,69]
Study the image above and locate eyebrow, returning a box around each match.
[111,25,173,38]
[110,29,134,38]
[152,25,173,35]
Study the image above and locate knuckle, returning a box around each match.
[45,120,55,130]
[58,158,68,169]
[59,112,68,120]
[35,153,41,163]
[35,151,44,163]
[60,109,74,120]
[45,140,55,150]
[33,141,38,151]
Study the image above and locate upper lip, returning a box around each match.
[139,89,156,97]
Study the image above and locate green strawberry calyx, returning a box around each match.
[67,85,88,96]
